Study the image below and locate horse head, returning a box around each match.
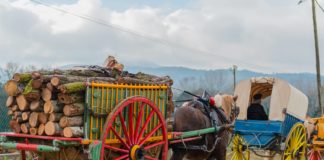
[214,94,239,122]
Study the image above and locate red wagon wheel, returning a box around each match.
[100,96,168,160]
[308,148,322,160]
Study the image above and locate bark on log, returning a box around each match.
[30,127,38,135]
[63,103,84,116]
[58,93,84,104]
[46,82,54,91]
[13,73,32,83]
[38,112,49,124]
[59,116,83,128]
[31,71,42,80]
[16,117,24,123]
[21,123,30,134]
[24,90,41,101]
[30,100,44,112]
[31,79,43,89]
[13,111,22,119]
[29,112,39,127]
[58,82,86,94]
[10,120,21,133]
[38,123,45,135]
[63,127,83,138]
[22,112,31,121]
[16,95,29,111]
[49,113,63,122]
[44,101,63,113]
[6,96,15,107]
[45,122,62,136]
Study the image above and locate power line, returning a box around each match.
[29,0,280,72]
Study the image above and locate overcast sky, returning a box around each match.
[0,0,324,73]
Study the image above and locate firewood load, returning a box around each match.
[3,64,173,138]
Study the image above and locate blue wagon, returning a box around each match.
[228,77,308,160]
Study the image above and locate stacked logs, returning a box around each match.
[4,67,173,138]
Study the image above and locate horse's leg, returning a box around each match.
[170,148,186,160]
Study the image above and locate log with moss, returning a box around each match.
[13,73,32,83]
[58,82,86,94]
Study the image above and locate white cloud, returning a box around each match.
[0,0,323,73]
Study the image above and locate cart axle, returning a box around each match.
[0,142,59,152]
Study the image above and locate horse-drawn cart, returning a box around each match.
[228,77,308,160]
[0,82,228,160]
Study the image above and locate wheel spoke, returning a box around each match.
[136,111,155,142]
[144,155,158,160]
[134,103,145,143]
[128,103,134,145]
[103,144,129,153]
[115,154,129,160]
[139,123,162,146]
[144,141,165,150]
[119,112,131,146]
[110,127,130,149]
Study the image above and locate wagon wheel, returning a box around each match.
[100,96,168,160]
[282,123,307,160]
[227,134,250,160]
[308,147,322,160]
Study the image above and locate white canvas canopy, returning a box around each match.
[234,77,308,121]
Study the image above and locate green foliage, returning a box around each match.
[23,80,33,94]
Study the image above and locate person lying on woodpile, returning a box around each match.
[247,93,268,120]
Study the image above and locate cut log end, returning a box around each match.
[30,128,38,135]
[4,80,19,96]
[45,122,62,136]
[38,124,45,135]
[63,127,83,138]
[6,96,15,107]
[21,123,30,134]
[51,77,60,87]
[29,112,39,127]
[42,88,52,102]
[17,94,29,111]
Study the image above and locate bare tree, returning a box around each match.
[1,62,19,81]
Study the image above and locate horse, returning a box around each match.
[171,93,238,160]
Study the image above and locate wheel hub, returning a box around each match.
[130,145,143,160]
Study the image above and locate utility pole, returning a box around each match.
[233,65,238,92]
[311,0,323,115]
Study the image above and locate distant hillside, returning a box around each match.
[126,66,320,88]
